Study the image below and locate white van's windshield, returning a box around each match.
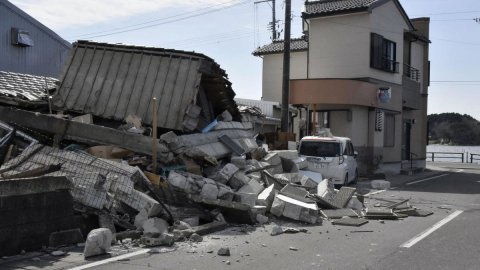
[299,141,341,157]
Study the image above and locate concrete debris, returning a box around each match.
[189,233,203,242]
[83,228,113,258]
[141,233,175,247]
[217,247,231,256]
[50,250,66,256]
[370,180,391,190]
[270,224,307,236]
[0,102,435,259]
[271,194,319,224]
[261,153,283,174]
[256,214,269,225]
[142,218,169,235]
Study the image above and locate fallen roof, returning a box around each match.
[52,40,238,131]
[252,38,308,56]
[0,71,58,106]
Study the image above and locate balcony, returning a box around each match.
[381,58,399,73]
[403,64,420,82]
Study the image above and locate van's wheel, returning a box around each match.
[352,170,358,184]
[343,174,349,186]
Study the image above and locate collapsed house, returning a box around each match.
[52,40,240,132]
[0,41,432,259]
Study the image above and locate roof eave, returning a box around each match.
[253,48,308,57]
[301,6,369,20]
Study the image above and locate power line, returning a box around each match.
[68,0,253,40]
[410,10,480,16]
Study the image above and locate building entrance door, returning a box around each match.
[402,121,412,160]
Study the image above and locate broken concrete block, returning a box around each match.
[317,178,336,202]
[347,197,363,210]
[256,184,276,211]
[142,218,169,235]
[237,178,265,195]
[234,192,257,207]
[271,150,299,160]
[272,194,319,224]
[173,229,194,241]
[280,184,311,203]
[256,214,269,225]
[293,157,308,170]
[217,184,234,201]
[141,233,175,247]
[174,220,192,231]
[228,171,251,190]
[98,214,117,243]
[83,228,113,258]
[261,153,283,174]
[271,224,284,236]
[217,247,231,256]
[189,233,203,242]
[168,171,189,190]
[182,217,200,227]
[270,196,286,217]
[215,163,239,184]
[230,156,247,170]
[371,180,391,190]
[200,182,219,200]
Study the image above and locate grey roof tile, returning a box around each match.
[0,71,57,101]
[304,0,380,17]
[253,38,308,56]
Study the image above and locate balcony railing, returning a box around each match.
[381,58,399,73]
[404,64,420,82]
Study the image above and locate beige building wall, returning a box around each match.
[410,41,425,93]
[261,52,307,102]
[307,1,409,85]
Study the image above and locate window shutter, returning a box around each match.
[370,33,383,69]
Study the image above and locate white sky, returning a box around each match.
[10,0,480,119]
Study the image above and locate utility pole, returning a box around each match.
[254,0,278,41]
[281,0,291,132]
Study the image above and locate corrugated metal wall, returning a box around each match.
[52,42,204,131]
[0,1,70,78]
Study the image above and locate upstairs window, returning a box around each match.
[370,33,397,73]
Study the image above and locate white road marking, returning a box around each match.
[477,181,480,183]
[67,249,150,270]
[405,174,449,186]
[400,210,463,248]
[456,169,464,173]
[364,190,386,196]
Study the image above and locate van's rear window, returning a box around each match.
[299,141,341,157]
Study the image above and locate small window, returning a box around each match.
[299,141,341,157]
[384,114,395,147]
[343,141,354,156]
[11,28,34,47]
[370,33,397,73]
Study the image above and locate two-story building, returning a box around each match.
[253,0,430,175]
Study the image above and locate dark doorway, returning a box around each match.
[402,121,412,160]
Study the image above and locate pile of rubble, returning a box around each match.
[0,110,434,259]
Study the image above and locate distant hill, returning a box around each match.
[428,113,480,145]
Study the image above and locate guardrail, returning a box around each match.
[427,152,465,163]
[427,152,480,163]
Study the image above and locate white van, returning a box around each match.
[298,136,358,186]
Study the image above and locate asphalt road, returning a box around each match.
[2,164,479,270]
[77,165,480,270]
